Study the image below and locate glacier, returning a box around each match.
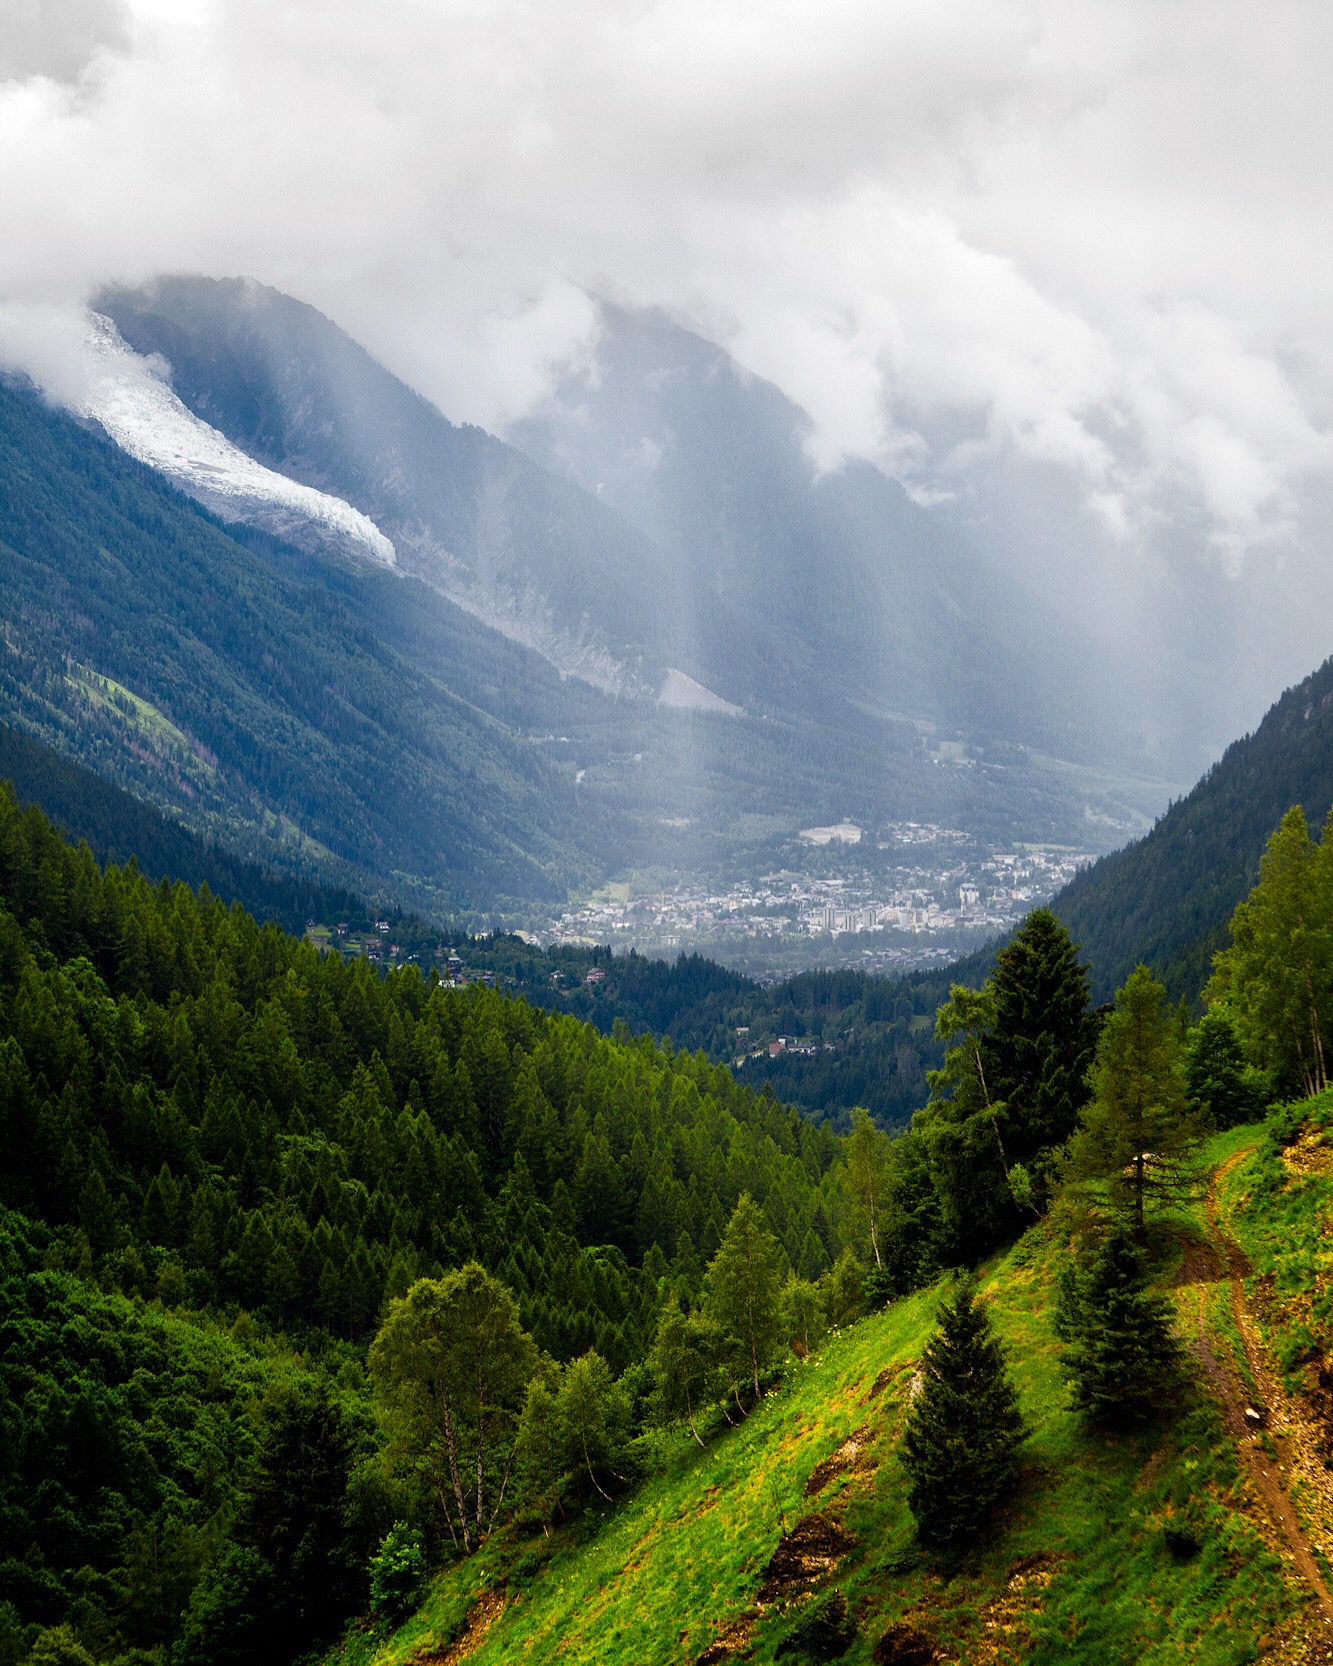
[73,314,396,568]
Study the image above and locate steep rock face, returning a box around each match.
[99,277,675,697]
[101,280,1117,763]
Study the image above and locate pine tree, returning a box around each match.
[1064,966,1199,1243]
[1055,1229,1183,1425]
[900,1282,1026,1545]
[1186,1010,1264,1129]
[918,910,1096,1258]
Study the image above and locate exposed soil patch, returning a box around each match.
[804,1425,877,1498]
[409,1587,505,1665]
[871,1621,938,1664]
[967,1553,1064,1665]
[868,1367,896,1399]
[694,1614,755,1665]
[1282,1124,1333,1182]
[757,1511,856,1606]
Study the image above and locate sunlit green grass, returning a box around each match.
[337,1190,1306,1666]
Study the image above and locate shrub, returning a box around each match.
[368,1524,426,1626]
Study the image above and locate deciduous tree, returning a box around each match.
[1208,806,1333,1099]
[368,1266,537,1553]
[705,1194,783,1402]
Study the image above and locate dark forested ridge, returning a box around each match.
[0,718,957,1131]
[0,372,605,914]
[0,719,369,937]
[1054,654,1333,1003]
[0,783,853,1659]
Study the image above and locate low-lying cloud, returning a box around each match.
[0,0,1330,708]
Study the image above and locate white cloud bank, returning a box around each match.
[0,0,1329,574]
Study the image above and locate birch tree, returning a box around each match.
[368,1265,536,1553]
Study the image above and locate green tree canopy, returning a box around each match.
[705,1194,784,1402]
[368,1266,538,1553]
[917,909,1096,1259]
[648,1298,725,1447]
[1064,966,1198,1243]
[1208,805,1333,1099]
[1185,1009,1264,1129]
[900,1281,1026,1545]
[842,1106,894,1268]
[1055,1228,1184,1425]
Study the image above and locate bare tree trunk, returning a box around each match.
[577,1407,614,1502]
[441,1398,472,1554]
[685,1382,705,1448]
[974,1043,1009,1169]
[487,1429,521,1534]
[474,1401,485,1537]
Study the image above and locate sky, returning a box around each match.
[1,0,1330,752]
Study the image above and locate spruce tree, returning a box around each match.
[1055,1228,1183,1425]
[900,1282,1026,1545]
[1064,965,1199,1243]
[1186,1010,1263,1129]
[918,909,1096,1259]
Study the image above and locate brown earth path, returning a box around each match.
[1195,1148,1333,1646]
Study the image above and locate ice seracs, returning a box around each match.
[73,314,396,568]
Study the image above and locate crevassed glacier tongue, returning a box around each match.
[71,314,396,568]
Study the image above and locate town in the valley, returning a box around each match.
[533,822,1096,976]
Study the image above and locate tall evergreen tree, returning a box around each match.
[985,907,1099,1157]
[705,1194,783,1401]
[1055,1228,1183,1424]
[1064,966,1199,1243]
[900,1282,1026,1545]
[1185,1009,1264,1129]
[918,909,1096,1258]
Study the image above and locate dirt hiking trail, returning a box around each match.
[1188,1147,1333,1651]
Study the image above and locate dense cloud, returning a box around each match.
[0,0,1330,741]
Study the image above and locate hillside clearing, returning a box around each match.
[335,1143,1320,1666]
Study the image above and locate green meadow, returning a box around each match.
[338,1140,1312,1666]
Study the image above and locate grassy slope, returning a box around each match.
[335,1178,1310,1666]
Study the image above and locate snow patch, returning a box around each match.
[658,667,742,716]
[72,315,396,568]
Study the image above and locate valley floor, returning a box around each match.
[329,1127,1333,1666]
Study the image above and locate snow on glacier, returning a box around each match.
[74,314,396,567]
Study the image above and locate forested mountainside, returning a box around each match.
[0,367,1146,945]
[0,784,852,1657]
[11,727,1333,1662]
[0,721,370,938]
[0,718,952,1129]
[1055,653,1333,1004]
[0,374,606,914]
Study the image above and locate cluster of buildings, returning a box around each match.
[536,829,1095,968]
